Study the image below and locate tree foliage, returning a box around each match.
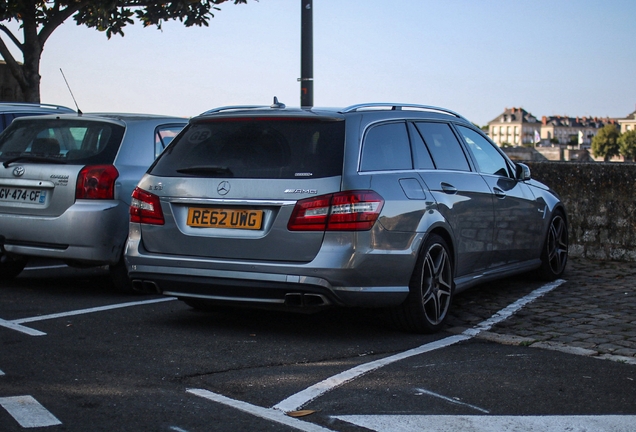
[619,130,636,161]
[591,124,620,161]
[0,0,248,102]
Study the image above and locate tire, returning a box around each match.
[109,255,136,293]
[390,234,454,333]
[537,210,568,280]
[0,253,27,280]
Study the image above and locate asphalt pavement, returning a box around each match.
[446,256,636,365]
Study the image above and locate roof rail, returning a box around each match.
[341,103,469,122]
[201,105,270,115]
[0,102,74,111]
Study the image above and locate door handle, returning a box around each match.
[493,187,506,198]
[440,182,457,194]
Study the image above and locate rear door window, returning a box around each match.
[150,117,345,179]
[360,122,412,171]
[414,122,470,171]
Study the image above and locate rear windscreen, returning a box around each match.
[149,117,345,179]
[0,118,125,165]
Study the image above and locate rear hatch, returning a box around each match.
[137,112,347,262]
[0,116,125,218]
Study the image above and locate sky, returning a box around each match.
[4,0,636,126]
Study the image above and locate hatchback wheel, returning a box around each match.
[391,234,454,333]
[538,211,568,280]
[0,253,27,280]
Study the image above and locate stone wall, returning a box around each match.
[526,162,636,261]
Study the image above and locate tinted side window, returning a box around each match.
[360,122,412,171]
[408,122,435,169]
[415,122,470,171]
[457,125,511,177]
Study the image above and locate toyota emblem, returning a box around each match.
[12,166,25,177]
[217,181,230,195]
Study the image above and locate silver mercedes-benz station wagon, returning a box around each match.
[125,101,568,332]
[0,113,187,290]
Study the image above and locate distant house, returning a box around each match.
[539,115,613,148]
[618,109,636,133]
[487,107,541,147]
[487,107,622,150]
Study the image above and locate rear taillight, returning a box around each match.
[130,187,164,225]
[75,165,119,199]
[288,191,384,231]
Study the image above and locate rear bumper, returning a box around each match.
[0,200,129,265]
[125,229,417,308]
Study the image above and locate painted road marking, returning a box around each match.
[0,297,177,336]
[190,280,567,431]
[414,388,489,413]
[23,264,68,271]
[187,389,334,432]
[274,278,566,413]
[333,414,636,432]
[0,395,61,428]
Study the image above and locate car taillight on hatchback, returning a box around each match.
[288,190,384,231]
[75,165,119,199]
[130,187,164,225]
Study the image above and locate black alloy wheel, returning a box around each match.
[391,234,454,333]
[538,211,568,280]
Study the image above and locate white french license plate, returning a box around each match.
[0,187,47,204]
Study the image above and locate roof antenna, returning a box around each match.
[60,68,82,115]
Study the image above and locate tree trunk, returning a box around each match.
[20,10,43,103]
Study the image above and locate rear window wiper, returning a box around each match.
[175,165,234,177]
[3,156,67,168]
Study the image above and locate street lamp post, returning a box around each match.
[300,0,313,108]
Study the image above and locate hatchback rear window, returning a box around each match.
[150,118,345,179]
[0,119,125,165]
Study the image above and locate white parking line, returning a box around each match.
[0,297,177,336]
[187,389,334,432]
[333,414,636,432]
[274,279,566,413]
[23,264,68,271]
[189,279,567,430]
[414,388,489,413]
[0,395,62,428]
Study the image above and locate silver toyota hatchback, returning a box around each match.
[125,101,568,332]
[0,113,187,290]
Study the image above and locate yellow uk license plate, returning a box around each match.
[187,207,263,230]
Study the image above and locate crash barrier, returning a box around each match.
[527,161,636,261]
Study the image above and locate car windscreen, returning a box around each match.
[0,118,125,165]
[149,117,345,179]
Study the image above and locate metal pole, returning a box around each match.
[300,0,313,108]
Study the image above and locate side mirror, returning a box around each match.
[515,163,531,181]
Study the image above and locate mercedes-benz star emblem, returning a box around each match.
[13,166,25,177]
[217,181,230,195]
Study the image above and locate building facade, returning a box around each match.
[488,107,541,146]
[540,115,613,148]
[487,107,621,149]
[618,110,636,133]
